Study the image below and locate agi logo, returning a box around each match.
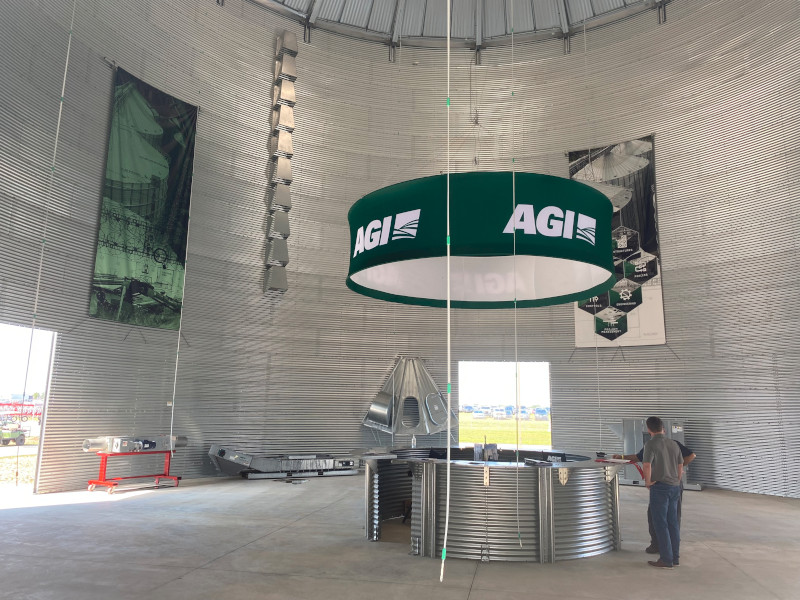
[353,209,421,257]
[503,204,596,245]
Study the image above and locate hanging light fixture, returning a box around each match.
[347,171,615,309]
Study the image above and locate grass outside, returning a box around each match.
[0,455,37,485]
[458,413,551,446]
[0,436,39,485]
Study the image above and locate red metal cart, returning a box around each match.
[87,450,180,494]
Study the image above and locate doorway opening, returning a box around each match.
[457,361,551,447]
[0,322,56,489]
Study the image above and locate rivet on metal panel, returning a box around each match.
[558,467,569,485]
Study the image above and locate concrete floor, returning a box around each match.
[0,475,798,600]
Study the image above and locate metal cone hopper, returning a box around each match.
[363,357,453,436]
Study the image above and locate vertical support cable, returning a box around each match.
[20,0,78,487]
[511,0,522,547]
[168,139,199,456]
[440,0,452,583]
[581,20,604,452]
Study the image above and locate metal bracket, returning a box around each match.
[480,543,490,562]
[558,467,569,486]
[605,465,621,482]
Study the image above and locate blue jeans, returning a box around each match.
[648,485,683,547]
[649,482,680,565]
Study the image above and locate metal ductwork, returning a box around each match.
[266,238,289,267]
[270,129,294,159]
[363,357,453,436]
[270,183,292,212]
[273,79,296,108]
[272,105,295,133]
[208,445,358,479]
[606,418,701,490]
[270,156,293,186]
[82,435,188,453]
[274,53,297,82]
[276,30,298,58]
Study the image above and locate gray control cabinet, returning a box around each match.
[618,418,701,490]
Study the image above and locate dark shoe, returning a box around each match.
[673,558,679,566]
[648,560,673,569]
[645,545,660,554]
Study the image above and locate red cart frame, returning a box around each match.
[87,450,180,494]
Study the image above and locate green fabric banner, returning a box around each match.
[89,69,197,330]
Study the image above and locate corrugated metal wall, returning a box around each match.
[0,0,797,497]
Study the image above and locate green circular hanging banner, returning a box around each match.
[346,172,615,309]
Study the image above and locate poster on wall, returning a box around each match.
[89,69,197,330]
[569,135,666,347]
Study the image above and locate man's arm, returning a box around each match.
[642,462,653,487]
[612,448,644,462]
[612,453,639,461]
[677,441,696,466]
[677,462,684,481]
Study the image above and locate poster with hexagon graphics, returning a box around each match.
[569,135,666,347]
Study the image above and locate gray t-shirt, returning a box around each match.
[643,434,683,486]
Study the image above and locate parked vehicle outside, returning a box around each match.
[1,420,26,445]
[534,407,549,421]
[0,402,42,422]
[472,409,486,419]
[492,407,508,419]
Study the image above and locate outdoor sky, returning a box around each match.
[0,323,54,398]
[458,361,550,408]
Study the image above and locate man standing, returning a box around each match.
[614,431,696,554]
[642,416,683,569]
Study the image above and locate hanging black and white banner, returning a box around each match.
[89,69,197,330]
[569,135,667,347]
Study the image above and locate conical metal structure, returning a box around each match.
[363,357,451,436]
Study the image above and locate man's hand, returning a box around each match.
[642,463,653,488]
[613,454,637,461]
